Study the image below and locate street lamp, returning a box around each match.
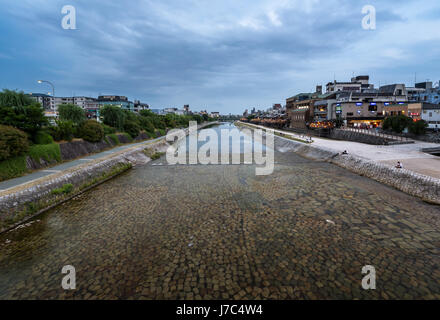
[37,80,55,97]
[37,80,55,110]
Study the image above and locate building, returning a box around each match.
[210,112,220,118]
[29,94,100,120]
[286,88,321,129]
[421,103,440,130]
[28,93,54,110]
[383,102,423,120]
[379,84,407,98]
[335,90,407,127]
[97,95,135,112]
[326,75,374,93]
[313,92,338,121]
[406,82,431,102]
[133,100,150,113]
[150,109,164,115]
[417,85,440,105]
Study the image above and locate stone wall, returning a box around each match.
[329,129,391,145]
[60,134,130,161]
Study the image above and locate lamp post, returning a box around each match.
[37,80,55,110]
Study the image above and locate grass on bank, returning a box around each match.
[0,155,27,182]
[28,143,61,163]
[0,143,61,182]
[106,134,120,145]
[51,183,73,195]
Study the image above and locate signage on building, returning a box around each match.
[335,105,342,114]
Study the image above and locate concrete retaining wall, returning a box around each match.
[329,129,391,145]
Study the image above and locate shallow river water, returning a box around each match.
[0,123,439,299]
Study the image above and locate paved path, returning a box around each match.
[241,122,440,179]
[0,136,165,192]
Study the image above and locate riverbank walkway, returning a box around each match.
[0,136,166,192]
[242,122,440,179]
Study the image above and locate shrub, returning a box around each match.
[58,104,86,125]
[28,143,61,163]
[51,183,73,195]
[79,120,104,142]
[139,116,155,134]
[392,115,412,133]
[102,124,116,135]
[47,120,75,141]
[0,125,29,161]
[0,155,27,181]
[124,120,140,138]
[408,119,428,135]
[150,152,165,160]
[34,130,54,145]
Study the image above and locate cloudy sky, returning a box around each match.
[1,0,440,114]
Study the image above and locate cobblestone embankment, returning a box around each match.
[238,122,440,205]
[0,140,166,233]
[0,122,218,232]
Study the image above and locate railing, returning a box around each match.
[340,127,412,142]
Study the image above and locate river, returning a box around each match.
[0,123,439,299]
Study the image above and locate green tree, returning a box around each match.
[124,120,140,138]
[100,105,126,130]
[139,116,155,134]
[58,103,86,125]
[0,89,48,136]
[47,120,75,141]
[0,89,34,108]
[382,115,412,133]
[408,119,428,135]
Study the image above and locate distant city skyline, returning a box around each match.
[1,0,440,114]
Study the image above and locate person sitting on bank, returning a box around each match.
[341,150,348,155]
[395,161,403,169]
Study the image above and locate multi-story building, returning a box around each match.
[416,82,440,104]
[326,75,374,93]
[383,102,424,120]
[97,95,135,112]
[406,82,431,102]
[334,88,407,127]
[421,103,440,130]
[286,88,321,129]
[133,100,150,113]
[28,93,54,110]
